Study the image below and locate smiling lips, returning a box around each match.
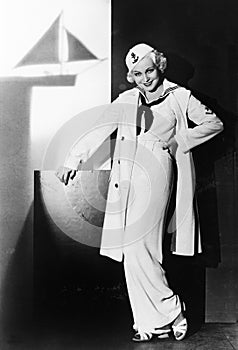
[143,81,153,87]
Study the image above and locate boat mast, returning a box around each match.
[59,10,65,75]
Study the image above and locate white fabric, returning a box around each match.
[122,135,181,333]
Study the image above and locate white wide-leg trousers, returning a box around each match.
[122,138,181,333]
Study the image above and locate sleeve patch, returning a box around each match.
[205,106,214,115]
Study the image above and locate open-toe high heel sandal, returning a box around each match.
[172,302,188,341]
[132,331,153,342]
[172,318,188,340]
[132,326,172,342]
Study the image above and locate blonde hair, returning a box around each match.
[126,50,167,83]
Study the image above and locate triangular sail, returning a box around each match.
[15,15,60,67]
[66,29,98,61]
[15,14,98,68]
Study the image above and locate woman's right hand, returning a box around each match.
[55,166,77,185]
[166,136,178,154]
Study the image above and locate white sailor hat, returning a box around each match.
[125,43,154,73]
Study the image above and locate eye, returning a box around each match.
[147,68,155,74]
[133,72,141,77]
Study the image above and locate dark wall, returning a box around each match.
[112,0,238,111]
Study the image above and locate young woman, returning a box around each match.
[56,43,223,342]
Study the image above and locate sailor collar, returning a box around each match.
[136,79,180,104]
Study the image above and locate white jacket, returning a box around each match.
[64,79,224,261]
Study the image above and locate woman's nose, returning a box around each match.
[142,73,149,82]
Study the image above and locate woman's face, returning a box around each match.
[132,55,161,92]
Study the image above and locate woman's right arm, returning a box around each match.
[55,102,122,185]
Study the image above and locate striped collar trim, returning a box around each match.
[162,85,180,97]
[136,80,180,103]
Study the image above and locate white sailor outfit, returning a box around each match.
[64,79,223,333]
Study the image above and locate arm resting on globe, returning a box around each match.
[63,103,121,170]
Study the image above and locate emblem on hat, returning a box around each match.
[131,52,139,64]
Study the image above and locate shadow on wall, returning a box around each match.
[0,206,33,341]
[0,75,76,342]
[0,78,33,341]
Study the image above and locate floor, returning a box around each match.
[1,323,238,349]
[1,295,237,350]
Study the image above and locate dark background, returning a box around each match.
[112,0,238,111]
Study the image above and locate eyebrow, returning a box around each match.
[133,66,155,73]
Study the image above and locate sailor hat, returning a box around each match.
[125,43,154,73]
